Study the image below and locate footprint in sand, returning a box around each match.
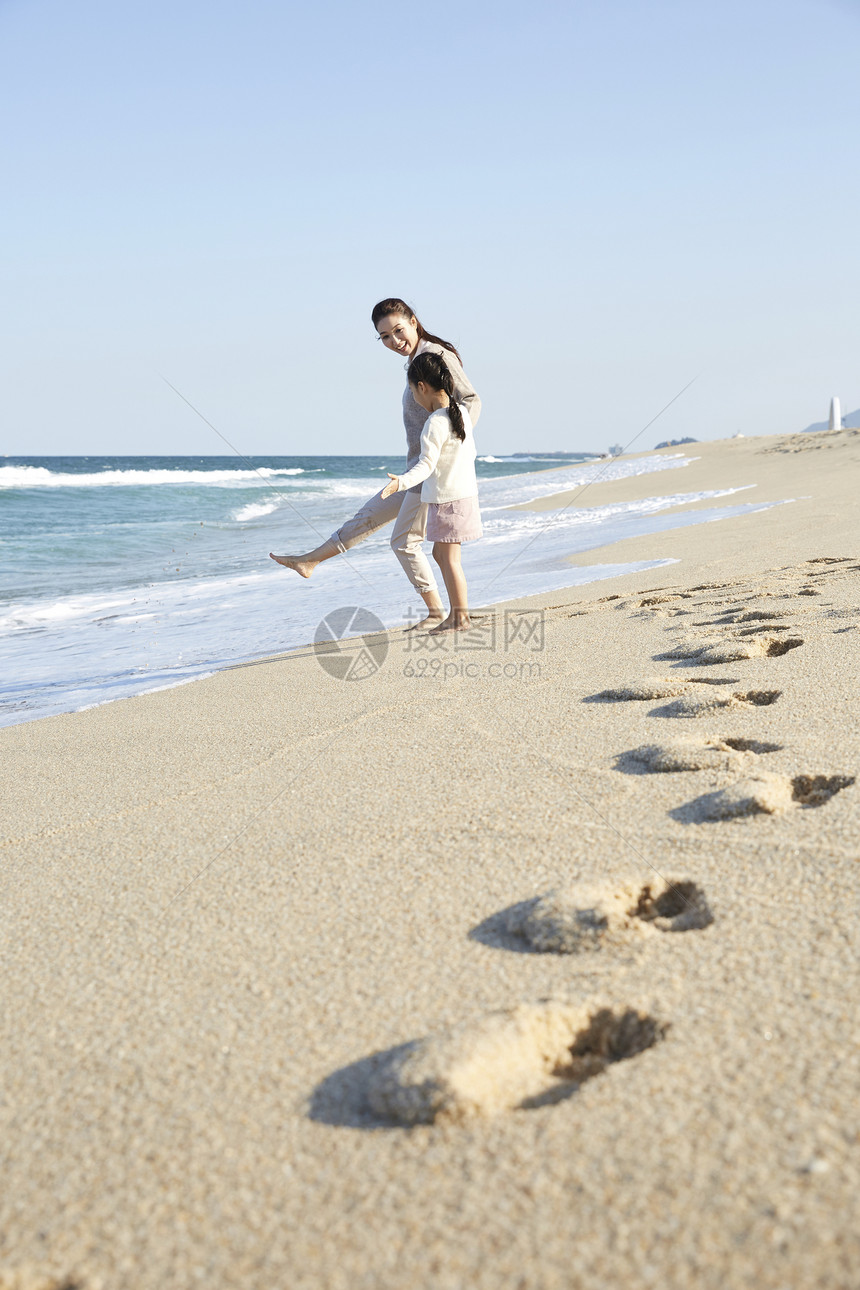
[618,736,782,774]
[655,689,782,717]
[652,689,781,718]
[803,556,855,570]
[789,557,859,593]
[657,635,804,663]
[694,609,793,627]
[734,609,794,622]
[588,676,739,702]
[674,772,855,822]
[365,1001,669,1124]
[497,877,713,953]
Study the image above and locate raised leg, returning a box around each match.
[270,488,403,578]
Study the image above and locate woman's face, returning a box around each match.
[376,313,420,357]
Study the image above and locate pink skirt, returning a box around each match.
[426,495,483,543]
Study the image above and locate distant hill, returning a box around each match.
[802,408,860,432]
[654,437,699,449]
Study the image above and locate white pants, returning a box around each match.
[331,488,438,596]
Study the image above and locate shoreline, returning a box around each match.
[7,427,836,733]
[2,425,860,1289]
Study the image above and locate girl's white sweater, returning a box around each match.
[394,405,478,503]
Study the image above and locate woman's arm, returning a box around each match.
[381,415,445,497]
[444,351,482,428]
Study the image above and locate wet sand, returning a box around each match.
[2,428,859,1290]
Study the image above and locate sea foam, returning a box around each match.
[0,464,306,488]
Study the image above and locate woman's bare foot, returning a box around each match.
[429,613,471,634]
[269,553,317,578]
[405,611,445,631]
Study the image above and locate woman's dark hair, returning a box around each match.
[407,351,466,442]
[371,297,462,364]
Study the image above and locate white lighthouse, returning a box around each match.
[829,397,842,431]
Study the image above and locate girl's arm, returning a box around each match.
[381,415,446,497]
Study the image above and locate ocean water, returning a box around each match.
[0,452,790,727]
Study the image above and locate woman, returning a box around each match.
[269,297,481,628]
[382,349,482,634]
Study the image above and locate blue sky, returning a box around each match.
[2,0,858,456]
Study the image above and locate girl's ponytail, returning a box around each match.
[408,352,466,441]
[439,364,466,443]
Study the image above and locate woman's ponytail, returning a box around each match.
[407,352,466,441]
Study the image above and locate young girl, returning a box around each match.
[380,351,481,633]
[270,298,480,628]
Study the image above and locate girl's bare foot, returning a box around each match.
[405,611,445,631]
[429,613,471,634]
[269,553,317,578]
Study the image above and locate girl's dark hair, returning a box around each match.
[371,297,462,364]
[407,351,466,442]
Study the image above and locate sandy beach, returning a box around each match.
[2,428,859,1290]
